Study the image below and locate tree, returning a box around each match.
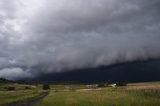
[116,81,127,86]
[42,84,50,90]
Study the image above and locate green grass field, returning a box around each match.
[35,82,160,106]
[0,82,160,106]
[0,83,43,105]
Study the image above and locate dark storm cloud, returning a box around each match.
[0,0,160,79]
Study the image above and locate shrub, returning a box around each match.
[116,81,127,86]
[43,84,50,90]
[25,86,31,90]
[6,86,15,91]
[98,83,106,87]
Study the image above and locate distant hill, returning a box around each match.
[0,78,14,83]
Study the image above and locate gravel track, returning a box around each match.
[2,92,49,106]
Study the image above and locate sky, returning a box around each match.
[0,0,160,80]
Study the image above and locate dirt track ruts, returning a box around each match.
[2,92,49,106]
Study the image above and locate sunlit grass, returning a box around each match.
[35,82,160,106]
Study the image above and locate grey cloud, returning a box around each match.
[0,68,33,80]
[0,0,160,79]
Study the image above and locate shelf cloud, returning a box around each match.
[0,0,160,80]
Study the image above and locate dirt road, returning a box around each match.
[2,92,49,106]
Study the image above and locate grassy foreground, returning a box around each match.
[0,83,43,105]
[0,82,160,106]
[35,82,160,106]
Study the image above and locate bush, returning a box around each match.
[6,86,15,91]
[25,86,31,90]
[116,81,127,86]
[43,84,50,90]
[98,83,105,87]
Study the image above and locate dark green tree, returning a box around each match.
[42,84,50,90]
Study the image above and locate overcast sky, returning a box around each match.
[0,0,160,80]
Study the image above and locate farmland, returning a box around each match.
[0,82,160,106]
[34,82,160,106]
[0,83,44,105]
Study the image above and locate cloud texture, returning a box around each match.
[0,0,160,79]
